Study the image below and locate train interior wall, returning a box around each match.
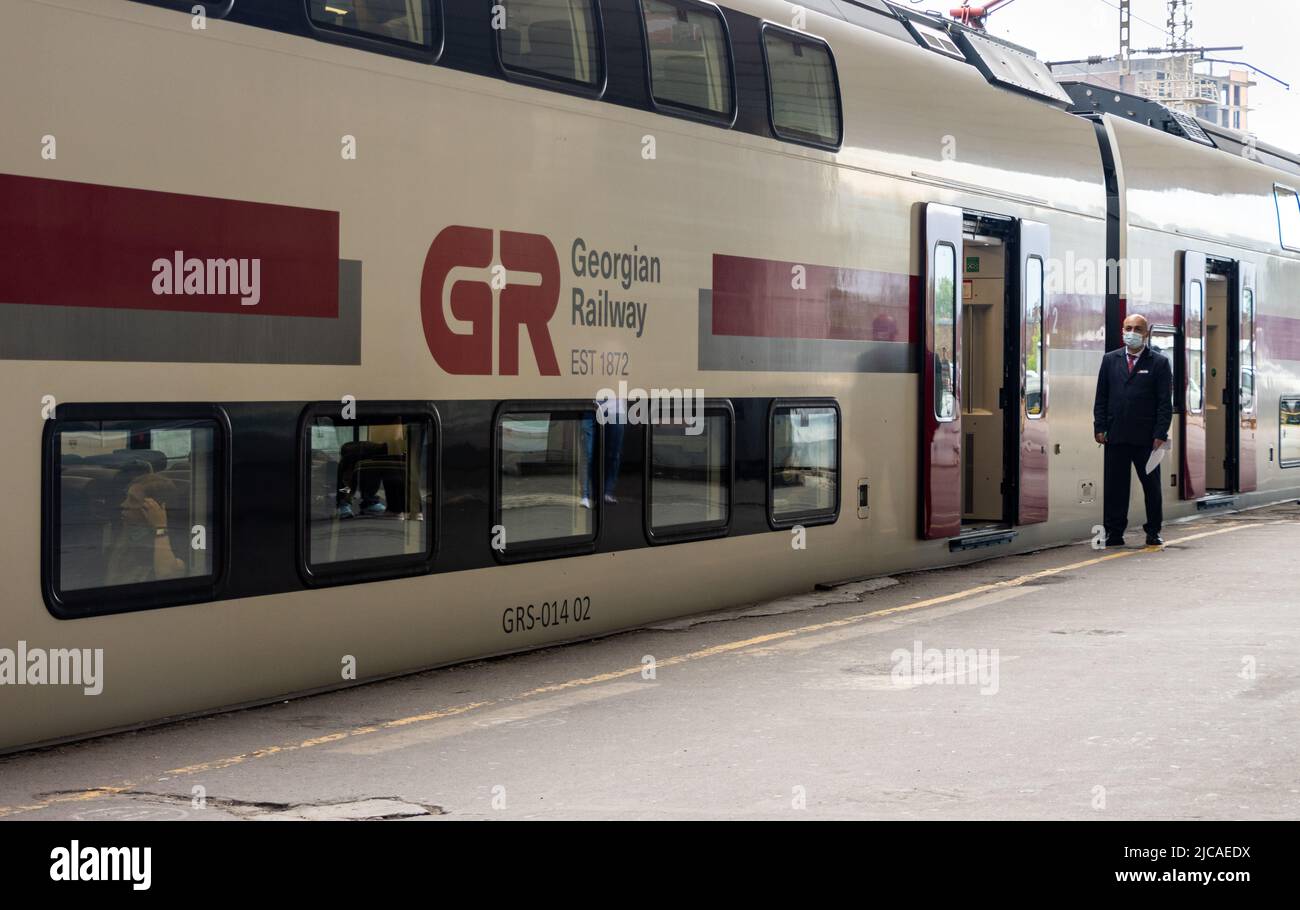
[960,237,1006,524]
[1205,273,1230,492]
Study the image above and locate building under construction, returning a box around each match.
[954,0,1259,132]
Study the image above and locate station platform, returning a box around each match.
[3,503,1298,821]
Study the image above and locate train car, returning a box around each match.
[1,0,1298,752]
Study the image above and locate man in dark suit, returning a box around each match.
[1093,313,1173,547]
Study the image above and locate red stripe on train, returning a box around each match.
[0,174,338,318]
[712,253,915,342]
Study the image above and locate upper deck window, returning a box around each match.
[308,0,436,47]
[1275,185,1300,252]
[761,26,842,149]
[640,0,734,120]
[497,0,602,89]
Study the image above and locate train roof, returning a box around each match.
[786,2,1073,106]
[1060,82,1300,180]
[789,1,1300,179]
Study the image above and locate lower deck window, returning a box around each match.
[54,418,218,600]
[648,407,732,538]
[770,402,839,525]
[497,407,597,554]
[306,413,434,572]
[1282,397,1300,468]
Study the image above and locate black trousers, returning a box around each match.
[1103,442,1163,539]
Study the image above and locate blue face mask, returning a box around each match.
[1123,331,1144,349]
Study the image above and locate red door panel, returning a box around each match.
[921,204,963,539]
[1018,220,1050,524]
[1180,250,1207,500]
[1238,262,1258,492]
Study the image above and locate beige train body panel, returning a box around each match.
[1106,115,1300,494]
[0,0,1296,750]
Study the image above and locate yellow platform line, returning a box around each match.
[0,520,1273,818]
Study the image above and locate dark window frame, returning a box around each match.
[42,404,232,620]
[130,0,238,15]
[1149,323,1180,413]
[1274,184,1300,253]
[302,0,445,62]
[297,401,440,588]
[1025,253,1046,420]
[1241,286,1256,415]
[1281,396,1300,468]
[492,400,602,563]
[636,0,738,128]
[933,240,958,423]
[758,22,843,151]
[493,0,609,100]
[1187,278,1205,415]
[766,397,842,530]
[643,398,735,544]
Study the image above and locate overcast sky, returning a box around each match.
[967,0,1300,152]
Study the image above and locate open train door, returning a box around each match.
[1237,262,1258,492]
[921,204,963,539]
[1017,220,1050,524]
[1179,250,1207,500]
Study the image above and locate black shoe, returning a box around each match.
[1145,534,1164,546]
[1105,537,1125,548]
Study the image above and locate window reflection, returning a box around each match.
[934,243,957,420]
[772,406,837,520]
[499,411,595,548]
[308,0,433,46]
[1187,280,1204,413]
[58,421,216,592]
[1282,397,1300,468]
[643,0,732,116]
[1026,256,1044,417]
[764,29,840,145]
[1241,288,1256,413]
[498,0,600,86]
[308,417,431,567]
[650,411,730,534]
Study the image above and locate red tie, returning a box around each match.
[1127,354,1136,373]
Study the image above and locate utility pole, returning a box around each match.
[1119,0,1131,78]
[1134,0,1216,114]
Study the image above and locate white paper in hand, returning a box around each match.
[1145,445,1168,475]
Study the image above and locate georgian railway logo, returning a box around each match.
[420,225,561,375]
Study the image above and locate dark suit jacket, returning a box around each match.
[1093,345,1173,446]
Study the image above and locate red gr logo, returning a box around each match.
[420,225,561,375]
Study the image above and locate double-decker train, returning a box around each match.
[2,0,1298,752]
